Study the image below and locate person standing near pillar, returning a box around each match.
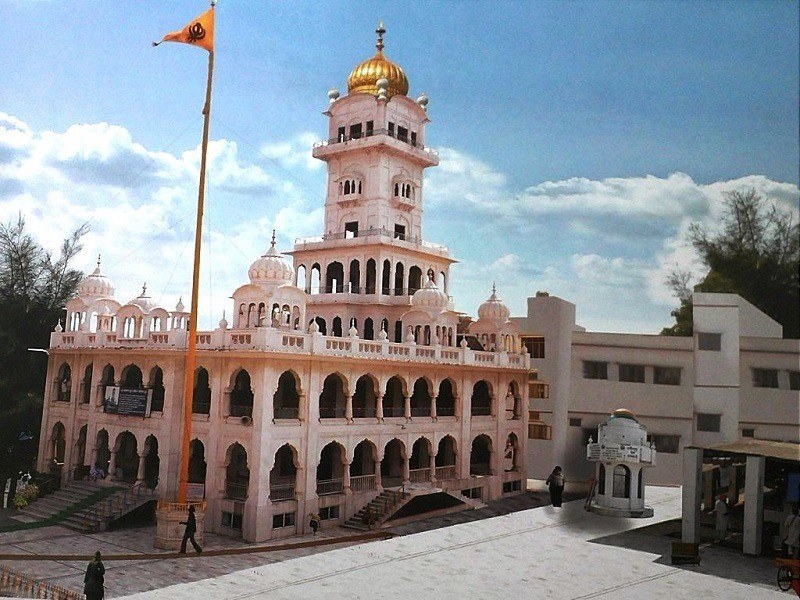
[546,466,565,507]
[179,505,202,554]
[782,506,800,558]
[714,494,728,542]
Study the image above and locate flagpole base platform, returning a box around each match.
[155,500,206,550]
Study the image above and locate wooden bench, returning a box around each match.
[671,541,700,565]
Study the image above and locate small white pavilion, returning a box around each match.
[586,408,656,518]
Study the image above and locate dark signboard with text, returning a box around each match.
[103,386,152,417]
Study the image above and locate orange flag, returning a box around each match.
[154,6,214,52]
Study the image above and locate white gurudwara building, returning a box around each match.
[36,24,529,542]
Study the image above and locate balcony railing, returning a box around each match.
[382,406,405,418]
[225,481,249,501]
[313,128,438,156]
[316,478,344,496]
[349,474,376,492]
[470,463,491,476]
[274,406,299,420]
[269,483,296,501]
[319,406,346,419]
[192,402,211,415]
[295,226,448,253]
[435,465,457,480]
[471,406,492,417]
[436,405,456,417]
[409,468,430,483]
[352,406,377,418]
[410,406,431,417]
[230,404,253,418]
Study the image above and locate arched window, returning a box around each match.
[364,318,375,340]
[273,371,300,419]
[193,367,211,414]
[408,266,423,294]
[310,263,321,294]
[270,444,298,500]
[121,364,143,388]
[394,262,404,295]
[297,264,307,290]
[326,261,344,293]
[56,363,72,402]
[410,378,431,417]
[353,375,377,418]
[332,316,343,337]
[437,379,456,417]
[613,464,630,498]
[365,259,377,294]
[383,376,405,418]
[230,370,254,418]
[382,259,391,295]
[470,380,492,416]
[149,366,165,412]
[349,259,360,293]
[469,435,492,476]
[319,373,346,419]
[224,443,249,500]
[81,364,93,404]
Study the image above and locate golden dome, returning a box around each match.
[347,22,409,98]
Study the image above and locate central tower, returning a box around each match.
[290,23,455,343]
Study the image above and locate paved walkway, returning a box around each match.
[0,488,788,598]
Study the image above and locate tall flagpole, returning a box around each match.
[178,50,214,504]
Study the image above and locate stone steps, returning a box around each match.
[343,490,410,530]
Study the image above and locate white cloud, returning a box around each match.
[260,132,322,172]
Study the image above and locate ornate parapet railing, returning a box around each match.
[51,328,530,372]
[349,474,376,492]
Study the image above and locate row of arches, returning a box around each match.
[306,316,455,346]
[236,302,302,330]
[54,362,522,421]
[54,362,165,411]
[67,307,187,337]
[296,260,447,296]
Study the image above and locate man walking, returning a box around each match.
[179,505,202,554]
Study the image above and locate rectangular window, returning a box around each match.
[397,126,408,142]
[221,511,243,531]
[696,413,721,432]
[337,126,346,142]
[410,131,417,146]
[742,428,755,438]
[528,423,551,440]
[654,366,682,386]
[394,224,406,240]
[461,487,482,500]
[319,505,340,520]
[521,336,546,359]
[698,333,722,351]
[345,221,359,238]
[583,361,608,380]
[569,417,582,427]
[646,434,680,454]
[790,371,800,391]
[365,120,374,136]
[388,121,395,136]
[752,368,779,388]
[272,511,296,529]
[349,123,362,139]
[529,410,540,421]
[503,479,522,493]
[619,364,646,383]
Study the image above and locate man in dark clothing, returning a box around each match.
[179,505,202,554]
[546,466,565,507]
[84,551,105,600]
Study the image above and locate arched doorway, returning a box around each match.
[56,363,71,402]
[193,367,211,414]
[383,376,405,418]
[274,371,300,419]
[381,438,406,487]
[504,433,520,472]
[95,430,110,475]
[319,373,346,419]
[73,424,88,472]
[410,378,431,417]
[437,379,456,417]
[149,366,165,412]
[230,370,254,418]
[270,444,298,500]
[316,442,345,495]
[409,437,432,483]
[353,375,377,418]
[49,422,66,469]
[470,435,492,476]
[351,439,378,492]
[113,431,139,482]
[225,443,249,500]
[143,435,159,488]
[188,439,207,495]
[470,380,492,416]
[435,436,458,480]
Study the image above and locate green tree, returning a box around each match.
[0,215,87,485]
[662,189,799,338]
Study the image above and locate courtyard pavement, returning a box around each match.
[0,487,791,599]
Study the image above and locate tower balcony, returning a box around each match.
[312,129,439,167]
[294,226,450,258]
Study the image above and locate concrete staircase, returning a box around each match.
[343,489,410,531]
[22,480,156,532]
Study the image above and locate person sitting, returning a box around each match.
[89,465,106,481]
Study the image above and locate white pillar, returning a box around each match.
[743,455,766,556]
[681,448,703,544]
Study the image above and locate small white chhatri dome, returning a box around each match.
[478,284,510,323]
[249,231,293,285]
[412,277,448,311]
[77,255,115,299]
[127,283,157,313]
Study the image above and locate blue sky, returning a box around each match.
[0,1,797,332]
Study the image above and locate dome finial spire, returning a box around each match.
[376,20,386,53]
[142,283,147,296]
[492,281,497,295]
[96,254,101,269]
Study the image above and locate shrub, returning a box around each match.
[13,483,39,508]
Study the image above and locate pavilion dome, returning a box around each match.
[127,284,157,313]
[77,257,115,299]
[347,22,409,98]
[248,232,293,285]
[477,284,510,323]
[412,278,448,311]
